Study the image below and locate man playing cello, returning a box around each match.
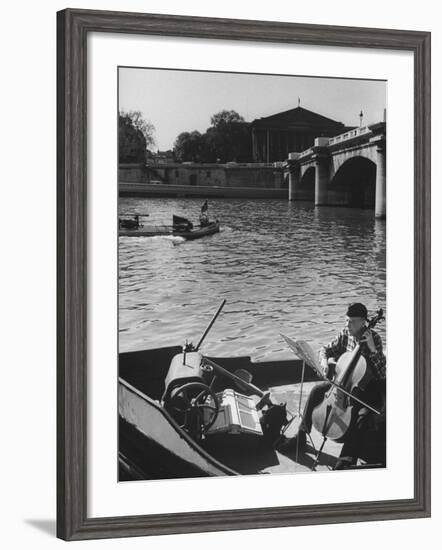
[281,302,386,469]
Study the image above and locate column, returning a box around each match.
[375,143,386,219]
[314,155,329,206]
[251,128,257,162]
[274,169,284,189]
[266,129,270,164]
[288,161,300,201]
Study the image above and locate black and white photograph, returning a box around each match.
[118,67,387,481]
[1,0,437,545]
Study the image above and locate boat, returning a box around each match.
[172,220,220,239]
[119,216,220,239]
[119,342,385,480]
[118,301,386,481]
[119,225,172,237]
[118,213,149,230]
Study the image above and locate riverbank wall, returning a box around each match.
[119,182,287,199]
[119,162,288,198]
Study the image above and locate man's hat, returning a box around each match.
[346,302,368,319]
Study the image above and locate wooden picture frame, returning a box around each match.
[57,8,431,541]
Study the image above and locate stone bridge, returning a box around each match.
[287,122,386,218]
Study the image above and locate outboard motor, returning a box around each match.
[161,301,229,439]
[162,351,213,403]
[162,351,218,440]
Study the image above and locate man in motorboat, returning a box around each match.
[280,302,386,468]
[199,199,210,227]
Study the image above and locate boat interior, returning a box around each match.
[119,346,355,479]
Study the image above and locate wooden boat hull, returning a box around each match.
[119,345,386,480]
[119,222,220,239]
[172,221,220,240]
[119,225,171,237]
[118,346,319,480]
[119,378,237,480]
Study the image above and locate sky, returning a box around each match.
[119,67,386,152]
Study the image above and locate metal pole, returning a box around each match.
[194,300,226,351]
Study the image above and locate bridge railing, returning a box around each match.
[298,147,314,159]
[288,124,379,162]
[328,126,371,146]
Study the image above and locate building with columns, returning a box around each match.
[250,106,352,163]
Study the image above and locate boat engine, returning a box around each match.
[162,351,219,439]
[162,351,276,444]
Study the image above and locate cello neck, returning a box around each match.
[337,340,362,386]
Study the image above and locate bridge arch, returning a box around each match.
[331,146,377,178]
[329,156,376,208]
[296,166,315,201]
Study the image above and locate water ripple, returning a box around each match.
[119,198,386,360]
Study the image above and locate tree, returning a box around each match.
[125,110,156,150]
[118,111,155,163]
[172,109,253,164]
[206,110,251,163]
[210,109,245,127]
[173,130,204,162]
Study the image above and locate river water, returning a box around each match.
[119,198,386,361]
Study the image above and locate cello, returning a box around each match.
[311,309,385,443]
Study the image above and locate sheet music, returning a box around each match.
[280,334,323,377]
